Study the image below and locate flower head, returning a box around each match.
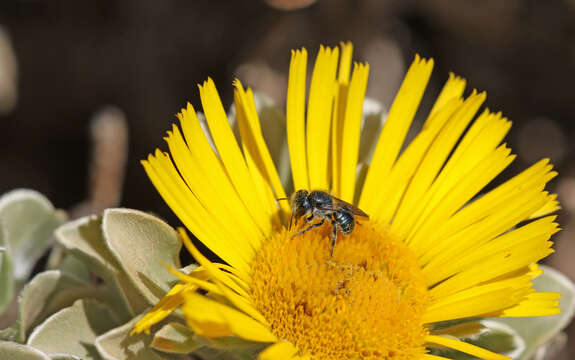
[136,43,561,360]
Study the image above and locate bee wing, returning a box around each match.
[331,197,370,218]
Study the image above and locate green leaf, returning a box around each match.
[0,223,14,316]
[95,316,169,360]
[0,325,19,342]
[151,322,201,354]
[191,336,267,360]
[494,265,575,360]
[0,189,66,316]
[101,209,182,303]
[55,215,144,319]
[429,320,524,360]
[0,341,51,360]
[49,355,82,360]
[0,189,66,282]
[203,336,267,351]
[179,264,199,275]
[18,270,120,341]
[193,343,265,360]
[56,253,92,283]
[26,299,118,359]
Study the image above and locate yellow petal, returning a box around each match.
[426,335,510,360]
[234,80,290,219]
[176,104,265,243]
[178,229,269,326]
[258,341,299,360]
[142,153,251,271]
[391,92,486,240]
[372,97,463,224]
[531,194,560,218]
[407,113,513,250]
[337,41,353,84]
[423,273,533,323]
[287,48,309,190]
[427,73,466,122]
[165,124,262,243]
[237,108,282,230]
[339,62,370,202]
[183,292,277,342]
[215,263,251,290]
[166,267,223,296]
[306,45,339,190]
[429,232,553,299]
[501,292,561,317]
[330,41,354,197]
[178,228,250,298]
[417,159,556,266]
[360,55,434,212]
[199,78,272,238]
[423,190,555,287]
[424,216,559,286]
[131,282,191,335]
[410,144,515,257]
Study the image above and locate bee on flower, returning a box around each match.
[134,42,562,360]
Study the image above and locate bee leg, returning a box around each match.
[330,218,338,257]
[288,211,295,230]
[292,219,325,238]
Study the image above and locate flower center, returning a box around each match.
[250,219,430,360]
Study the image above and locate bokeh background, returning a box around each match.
[0,0,574,358]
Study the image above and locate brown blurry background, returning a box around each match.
[0,0,574,358]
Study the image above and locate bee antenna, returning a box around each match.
[276,196,295,230]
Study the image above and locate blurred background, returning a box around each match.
[0,0,574,357]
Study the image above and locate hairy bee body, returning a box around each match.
[283,190,369,256]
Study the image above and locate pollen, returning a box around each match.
[250,220,430,360]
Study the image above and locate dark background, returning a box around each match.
[0,0,574,358]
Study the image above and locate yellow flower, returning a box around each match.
[135,43,561,360]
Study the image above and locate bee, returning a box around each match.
[280,190,369,256]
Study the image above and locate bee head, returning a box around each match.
[291,189,311,219]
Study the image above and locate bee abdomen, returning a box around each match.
[334,210,354,234]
